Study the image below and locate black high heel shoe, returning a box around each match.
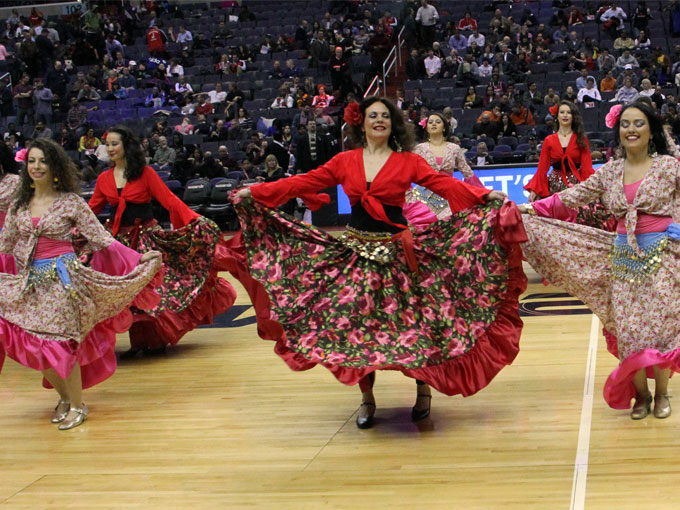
[412,380,432,422]
[356,402,376,429]
[411,394,432,422]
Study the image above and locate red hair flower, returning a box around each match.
[549,104,559,116]
[14,148,27,162]
[343,102,363,126]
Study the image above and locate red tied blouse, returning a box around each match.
[89,166,198,235]
[524,133,594,198]
[250,149,489,229]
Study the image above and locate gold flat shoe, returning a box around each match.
[631,394,652,420]
[58,404,89,430]
[654,394,671,419]
[50,399,70,423]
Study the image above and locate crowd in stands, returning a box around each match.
[399,0,680,163]
[4,0,680,221]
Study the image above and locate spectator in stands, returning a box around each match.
[553,24,569,43]
[170,25,193,44]
[614,30,635,54]
[193,95,212,116]
[146,24,167,57]
[481,85,496,108]
[66,97,91,138]
[118,67,136,90]
[536,113,556,139]
[524,82,544,107]
[490,71,508,99]
[76,83,101,103]
[458,10,477,31]
[245,133,266,165]
[175,76,193,98]
[416,0,439,48]
[55,126,77,151]
[311,84,333,108]
[167,59,184,77]
[283,59,303,79]
[448,28,467,53]
[79,127,101,158]
[205,83,225,105]
[498,112,517,140]
[473,111,501,139]
[526,135,540,162]
[616,64,641,88]
[474,141,494,166]
[295,119,330,174]
[510,102,535,126]
[615,76,640,104]
[271,88,294,109]
[153,136,176,170]
[567,6,585,25]
[366,24,391,77]
[638,78,655,98]
[32,78,53,126]
[212,21,233,47]
[265,132,291,171]
[598,70,615,93]
[174,117,194,136]
[329,47,350,94]
[229,107,253,134]
[423,49,441,79]
[13,74,33,131]
[209,119,229,141]
[216,145,239,172]
[406,49,425,80]
[477,58,493,79]
[310,29,331,74]
[196,153,224,180]
[577,78,602,103]
[600,2,627,38]
[560,86,577,104]
[616,50,639,71]
[224,82,245,118]
[439,56,456,79]
[30,119,52,140]
[192,32,211,51]
[597,48,616,73]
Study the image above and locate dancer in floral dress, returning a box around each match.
[228,97,527,429]
[86,125,236,356]
[526,101,615,230]
[0,139,162,429]
[0,143,19,273]
[405,112,486,226]
[520,100,680,419]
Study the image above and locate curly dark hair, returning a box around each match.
[0,142,17,179]
[613,99,670,156]
[107,124,147,181]
[423,112,451,140]
[558,100,587,149]
[346,96,415,152]
[14,139,81,212]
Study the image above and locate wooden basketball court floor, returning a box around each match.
[1,265,679,510]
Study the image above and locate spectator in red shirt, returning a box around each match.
[458,10,477,31]
[146,25,167,56]
[195,95,214,115]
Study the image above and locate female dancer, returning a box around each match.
[0,143,19,273]
[87,125,236,356]
[0,139,162,429]
[229,97,527,428]
[519,100,680,419]
[525,100,615,230]
[405,112,486,225]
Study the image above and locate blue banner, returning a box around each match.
[336,164,603,214]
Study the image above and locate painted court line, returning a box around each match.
[570,315,600,510]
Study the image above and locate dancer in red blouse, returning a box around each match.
[228,97,527,429]
[525,101,615,229]
[87,125,236,356]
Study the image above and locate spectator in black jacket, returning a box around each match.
[406,49,425,80]
[295,119,331,174]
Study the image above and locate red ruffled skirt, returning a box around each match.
[222,198,528,397]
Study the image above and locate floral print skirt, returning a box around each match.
[226,197,527,397]
[548,169,616,231]
[78,217,236,350]
[521,215,680,409]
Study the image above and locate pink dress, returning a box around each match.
[522,155,680,409]
[404,142,486,226]
[0,193,162,389]
[0,174,19,273]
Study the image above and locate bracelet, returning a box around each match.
[520,203,536,215]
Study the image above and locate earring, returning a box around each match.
[30,182,35,188]
[53,177,59,183]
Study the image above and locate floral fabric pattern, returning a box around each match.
[237,198,510,370]
[547,168,616,230]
